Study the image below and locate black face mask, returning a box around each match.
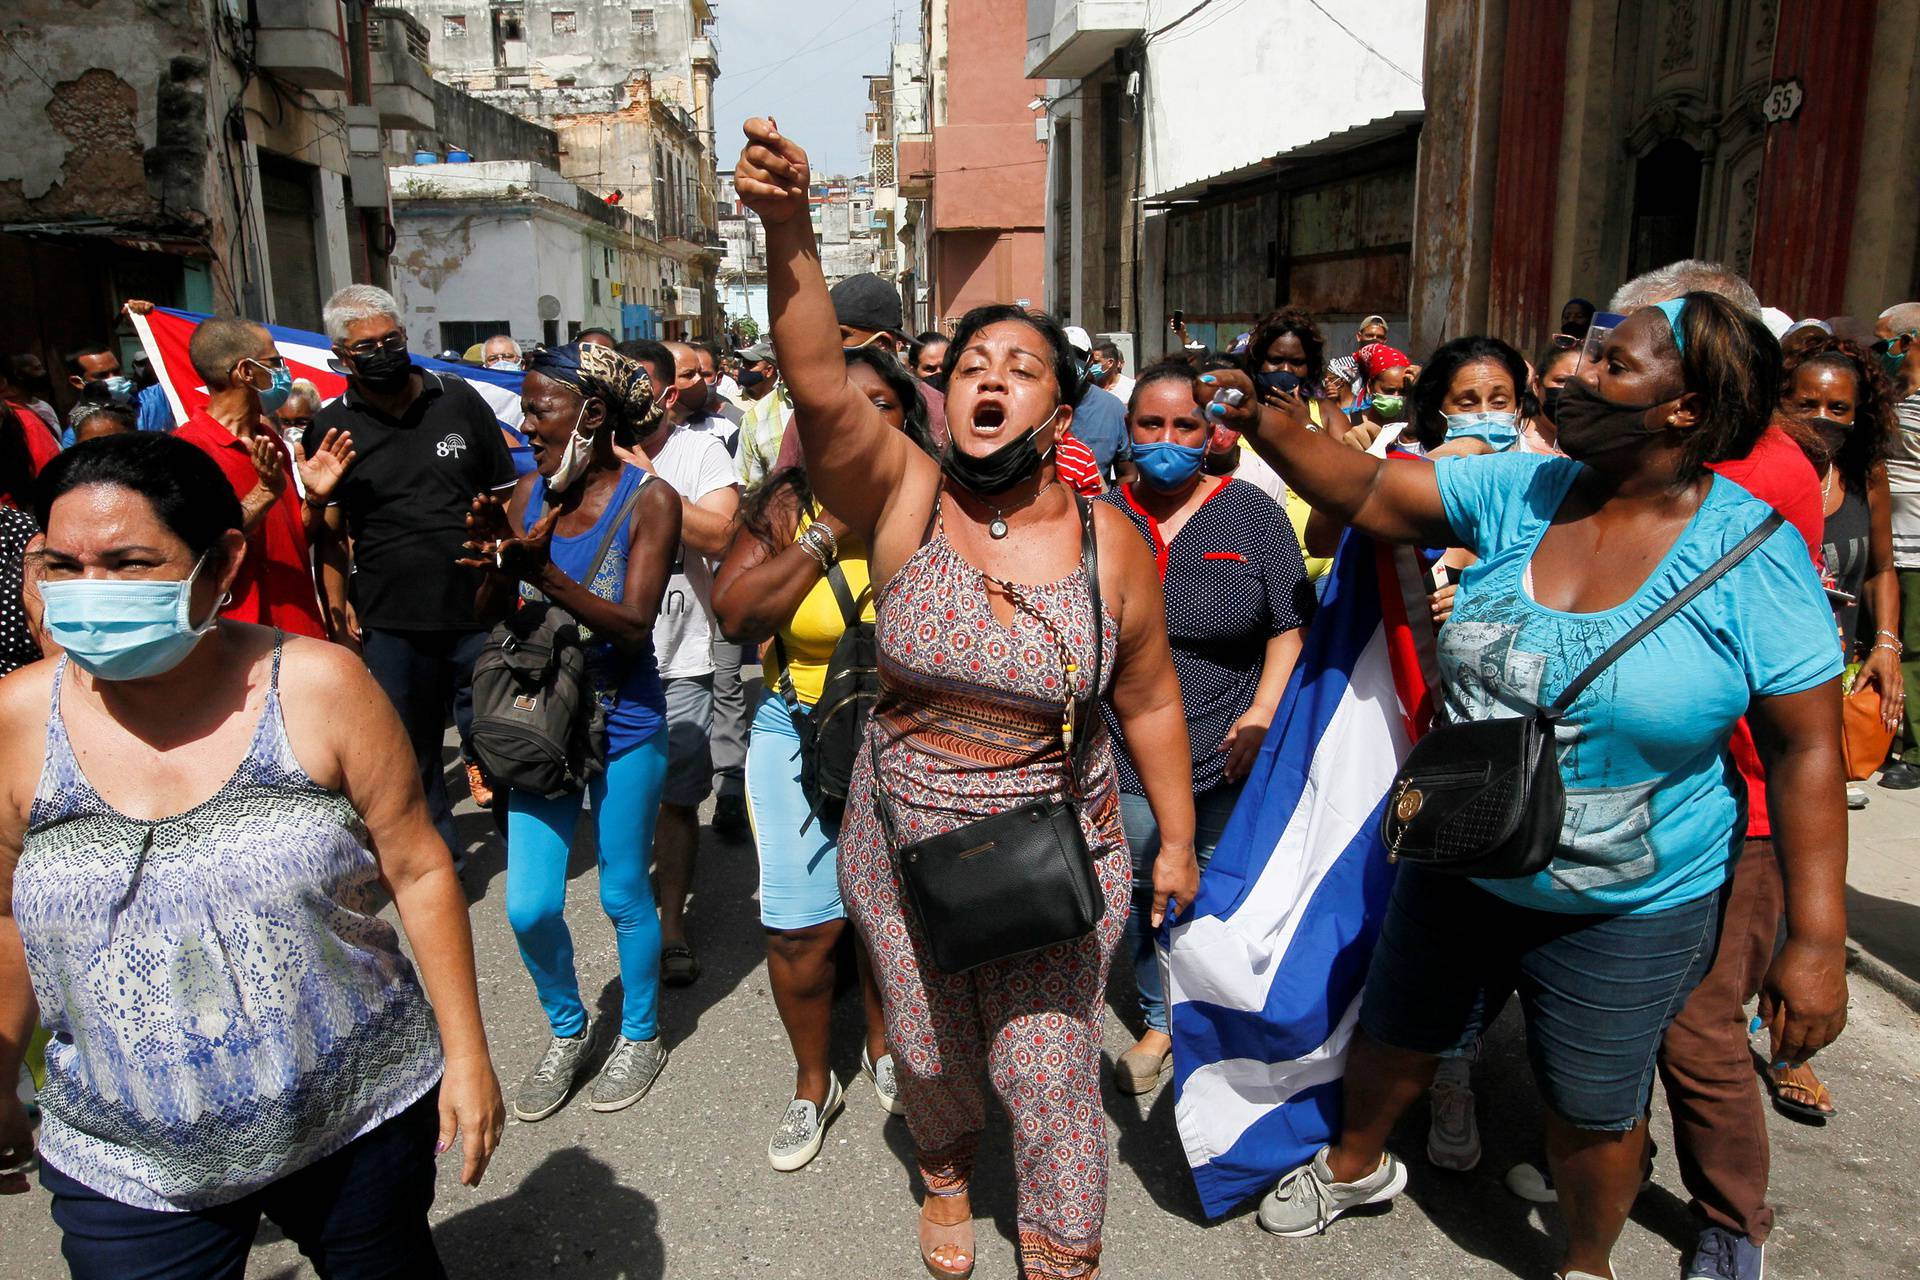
[1541,385,1564,425]
[1552,378,1674,461]
[941,414,1058,496]
[1809,415,1851,462]
[348,346,413,392]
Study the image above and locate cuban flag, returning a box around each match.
[127,307,528,448]
[1169,526,1438,1219]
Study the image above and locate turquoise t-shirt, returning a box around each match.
[1432,452,1841,915]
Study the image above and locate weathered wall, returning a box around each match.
[0,0,213,227]
[395,0,703,109]
[416,80,562,165]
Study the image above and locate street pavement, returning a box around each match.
[5,720,1919,1278]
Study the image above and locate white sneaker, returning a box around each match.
[1846,783,1869,810]
[1426,1057,1482,1171]
[767,1075,843,1172]
[1256,1146,1407,1237]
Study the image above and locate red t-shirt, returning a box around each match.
[174,411,328,639]
[1705,422,1823,839]
[1054,431,1104,496]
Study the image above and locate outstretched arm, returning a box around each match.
[735,118,914,540]
[1207,367,1454,548]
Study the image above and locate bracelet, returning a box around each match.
[1877,628,1903,647]
[1873,640,1903,655]
[794,523,836,570]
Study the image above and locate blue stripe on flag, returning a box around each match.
[1169,532,1407,1220]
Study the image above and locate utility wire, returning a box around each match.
[717,0,869,104]
[1300,0,1422,86]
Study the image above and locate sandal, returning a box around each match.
[661,943,701,988]
[1766,1061,1837,1121]
[919,1197,975,1279]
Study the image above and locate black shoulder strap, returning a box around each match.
[824,562,870,628]
[1071,494,1102,776]
[1548,510,1783,716]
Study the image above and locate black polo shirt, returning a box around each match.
[315,367,517,632]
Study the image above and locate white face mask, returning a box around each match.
[547,400,595,492]
[487,357,524,371]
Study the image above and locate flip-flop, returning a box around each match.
[919,1199,975,1279]
[661,943,700,988]
[1766,1061,1837,1121]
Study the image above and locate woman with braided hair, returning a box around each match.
[459,341,684,1122]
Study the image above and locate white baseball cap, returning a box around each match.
[1062,324,1094,355]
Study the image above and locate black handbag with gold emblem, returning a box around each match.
[1381,511,1783,879]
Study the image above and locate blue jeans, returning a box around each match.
[1359,865,1724,1129]
[506,733,670,1040]
[42,1091,443,1280]
[361,628,484,854]
[1118,784,1244,1033]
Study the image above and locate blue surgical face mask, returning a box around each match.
[38,551,223,681]
[1443,409,1519,450]
[255,362,293,413]
[1130,439,1208,491]
[103,374,137,401]
[1086,362,1106,381]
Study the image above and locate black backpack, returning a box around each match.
[469,478,648,799]
[770,562,879,828]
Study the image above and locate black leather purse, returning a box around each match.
[1382,510,1783,879]
[870,497,1106,974]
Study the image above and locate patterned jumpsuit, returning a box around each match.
[837,517,1131,1280]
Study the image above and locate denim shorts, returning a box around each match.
[1358,865,1724,1130]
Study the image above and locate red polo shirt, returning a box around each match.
[174,410,327,638]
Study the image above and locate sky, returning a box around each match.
[710,0,912,179]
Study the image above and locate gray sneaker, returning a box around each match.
[589,1035,668,1112]
[1257,1146,1407,1237]
[513,1032,591,1122]
[768,1075,844,1172]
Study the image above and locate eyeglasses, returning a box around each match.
[1548,333,1579,350]
[339,332,408,358]
[279,415,314,428]
[1871,332,1915,355]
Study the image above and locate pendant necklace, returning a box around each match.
[983,477,1056,539]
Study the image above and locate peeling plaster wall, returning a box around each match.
[0,0,210,223]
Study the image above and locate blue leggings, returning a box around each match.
[506,733,669,1041]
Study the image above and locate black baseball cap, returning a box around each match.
[829,273,906,340]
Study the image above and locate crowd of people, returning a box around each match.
[0,113,1911,1280]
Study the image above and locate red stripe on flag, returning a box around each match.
[1373,540,1435,743]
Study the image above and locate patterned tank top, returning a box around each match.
[848,509,1123,849]
[15,637,443,1211]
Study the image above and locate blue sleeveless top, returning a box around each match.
[15,637,443,1211]
[523,463,667,755]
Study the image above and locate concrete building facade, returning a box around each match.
[1411,0,1920,356]
[893,0,1048,332]
[387,0,724,334]
[0,0,431,375]
[1027,0,1426,362]
[388,159,676,349]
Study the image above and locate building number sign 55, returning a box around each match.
[1762,79,1805,125]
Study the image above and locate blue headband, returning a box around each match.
[1652,298,1688,353]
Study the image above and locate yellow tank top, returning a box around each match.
[768,508,876,706]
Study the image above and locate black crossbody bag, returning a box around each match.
[869,496,1106,974]
[1381,510,1783,879]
